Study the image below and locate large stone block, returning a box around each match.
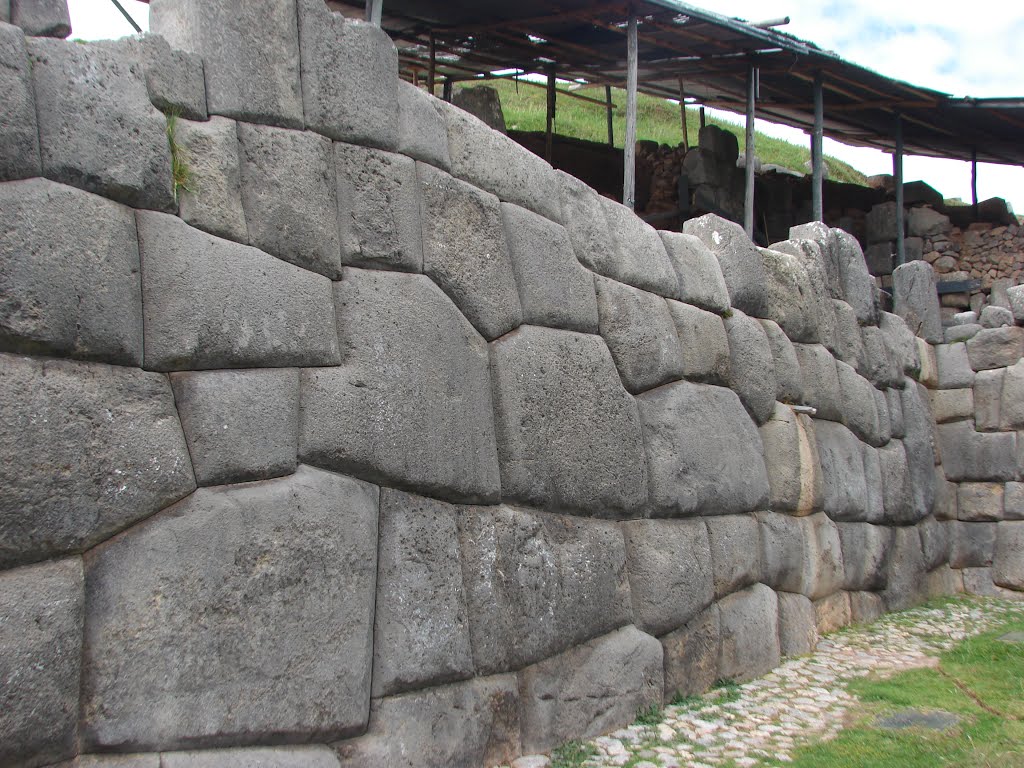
[372,490,472,697]
[0,354,194,569]
[814,591,853,635]
[173,116,248,243]
[837,361,881,446]
[237,123,340,278]
[660,231,730,313]
[10,0,70,37]
[862,444,886,524]
[301,268,499,503]
[836,522,892,591]
[601,197,681,298]
[875,388,893,445]
[901,381,938,519]
[937,421,1018,482]
[966,326,1024,370]
[908,206,951,237]
[0,22,40,180]
[297,0,397,148]
[815,420,868,521]
[110,34,207,121]
[1000,359,1024,430]
[879,311,922,376]
[164,747,339,768]
[866,201,899,245]
[684,214,767,317]
[396,81,449,169]
[151,0,302,128]
[1005,482,1024,520]
[638,381,769,516]
[138,212,340,370]
[502,202,598,333]
[724,309,777,425]
[759,320,803,404]
[759,403,823,514]
[666,300,731,384]
[0,179,142,365]
[849,591,885,623]
[82,467,378,750]
[794,344,842,422]
[777,592,818,657]
[974,369,1004,431]
[892,261,943,343]
[596,277,684,394]
[883,526,926,610]
[418,163,522,340]
[833,229,878,326]
[707,514,762,599]
[919,516,952,571]
[931,388,974,424]
[864,242,894,276]
[335,676,520,768]
[946,323,983,344]
[950,521,997,568]
[718,584,780,682]
[622,519,713,637]
[935,468,958,521]
[993,521,1024,590]
[661,605,720,700]
[169,368,299,486]
[490,326,647,513]
[957,482,1004,522]
[519,626,663,754]
[831,300,866,374]
[459,505,632,674]
[772,237,839,352]
[861,325,903,389]
[335,143,421,273]
[758,512,845,599]
[887,387,906,438]
[28,37,174,210]
[878,440,913,523]
[0,558,83,768]
[759,246,820,342]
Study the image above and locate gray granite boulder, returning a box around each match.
[706,514,762,599]
[759,403,823,514]
[966,326,1024,370]
[759,246,819,342]
[957,482,1004,522]
[660,231,730,313]
[0,22,40,180]
[788,222,841,297]
[901,381,938,519]
[301,268,499,503]
[993,521,1024,590]
[11,0,69,37]
[666,301,731,384]
[724,309,777,425]
[490,326,648,514]
[684,213,767,317]
[831,299,866,373]
[833,229,878,325]
[777,592,817,657]
[82,467,378,750]
[601,196,681,298]
[173,116,248,243]
[758,512,845,600]
[396,81,450,169]
[836,361,881,446]
[836,522,892,591]
[883,526,927,610]
[661,605,720,700]
[760,319,804,404]
[771,237,839,352]
[814,420,868,521]
[793,343,842,422]
[950,521,996,568]
[718,584,780,682]
[937,421,1018,482]
[164,747,339,768]
[0,354,194,569]
[893,260,942,343]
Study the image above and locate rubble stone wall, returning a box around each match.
[0,2,1019,768]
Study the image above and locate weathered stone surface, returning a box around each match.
[862,325,903,389]
[0,558,83,768]
[237,123,340,278]
[925,564,962,599]
[459,506,632,674]
[138,212,340,370]
[814,590,852,634]
[601,197,681,298]
[849,591,885,623]
[837,522,892,591]
[638,381,769,516]
[28,37,174,210]
[946,323,983,343]
[974,369,1004,431]
[174,116,248,243]
[0,22,40,180]
[993,521,1024,590]
[862,444,886,524]
[438,98,561,222]
[950,521,997,568]
[935,468,958,521]
[759,320,803,404]
[622,519,713,637]
[893,261,942,343]
[931,388,974,424]
[878,440,913,523]
[418,163,522,340]
[966,326,1024,371]
[707,515,762,599]
[866,201,899,245]
[336,676,519,768]
[887,388,905,438]
[772,237,839,352]
[0,354,194,569]
[937,421,1018,482]
[777,592,817,657]
[759,512,845,600]
[10,0,69,37]
[335,143,421,272]
[935,343,975,390]
[901,382,938,519]
[502,202,598,333]
[961,566,1019,597]
[980,305,1014,329]
[908,206,950,237]
[396,81,449,169]
[0,179,142,365]
[1005,482,1024,520]
[102,33,206,121]
[373,490,472,697]
[875,388,893,445]
[724,309,777,425]
[596,277,684,394]
[164,747,339,768]
[169,368,299,486]
[491,326,647,513]
[879,311,922,376]
[1008,284,1024,324]
[718,584,780,682]
[815,420,868,522]
[1000,359,1024,430]
[151,0,302,128]
[833,229,878,325]
[661,605,719,700]
[787,223,841,295]
[666,301,731,384]
[919,516,952,571]
[301,268,499,503]
[660,231,730,313]
[684,213,768,316]
[82,467,378,750]
[831,300,866,373]
[297,0,397,148]
[759,246,820,342]
[760,403,823,514]
[957,482,1004,522]
[884,526,927,610]
[837,361,881,446]
[794,344,842,422]
[864,242,894,276]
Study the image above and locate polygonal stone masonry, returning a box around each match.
[173,116,248,243]
[759,319,804,405]
[396,80,450,169]
[666,300,731,385]
[684,214,768,317]
[724,309,777,425]
[661,604,720,701]
[659,231,730,313]
[759,403,823,514]
[0,21,41,180]
[718,584,780,683]
[601,197,681,299]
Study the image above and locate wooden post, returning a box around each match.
[894,114,905,266]
[545,67,556,163]
[605,85,614,147]
[700,106,705,129]
[812,71,824,222]
[678,77,689,149]
[365,0,382,26]
[971,147,979,220]
[743,62,756,238]
[428,32,436,96]
[623,12,638,210]
[443,77,453,102]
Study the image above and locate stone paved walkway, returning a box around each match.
[511,596,1024,768]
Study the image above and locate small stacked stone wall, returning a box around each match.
[959,222,1024,285]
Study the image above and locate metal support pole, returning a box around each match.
[623,13,638,210]
[428,32,436,96]
[743,62,757,238]
[812,71,824,222]
[894,114,905,266]
[971,147,979,220]
[365,0,383,26]
[545,68,556,163]
[605,85,614,147]
[678,77,689,149]
[109,0,142,33]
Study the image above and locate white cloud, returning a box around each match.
[66,0,149,40]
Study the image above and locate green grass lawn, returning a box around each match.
[458,79,868,185]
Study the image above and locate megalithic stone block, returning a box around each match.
[759,319,804,405]
[836,522,893,591]
[759,246,820,343]
[660,231,730,313]
[684,213,768,317]
[788,222,841,299]
[724,309,777,425]
[666,300,731,385]
[833,229,878,326]
[772,237,840,353]
[993,521,1024,590]
[10,0,70,37]
[759,403,823,515]
[396,80,450,169]
[893,260,943,343]
[173,116,248,243]
[718,584,780,683]
[0,22,41,180]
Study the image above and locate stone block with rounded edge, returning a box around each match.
[28,37,174,211]
[0,179,142,365]
[966,326,1024,370]
[788,223,841,298]
[372,489,472,698]
[600,197,680,298]
[901,381,938,519]
[814,420,868,521]
[102,33,206,121]
[887,388,905,438]
[758,512,845,600]
[878,440,913,523]
[861,325,903,389]
[836,522,892,591]
[169,368,299,487]
[926,564,963,598]
[718,584,780,683]
[931,388,974,424]
[0,558,83,768]
[459,505,632,675]
[759,403,823,514]
[396,81,449,169]
[174,116,248,243]
[836,361,881,446]
[759,320,803,404]
[833,229,878,325]
[82,466,378,751]
[893,261,942,343]
[814,591,852,634]
[993,521,1024,590]
[935,468,958,521]
[919,516,952,571]
[418,163,522,340]
[981,305,1014,329]
[831,299,866,373]
[335,676,519,768]
[794,344,842,422]
[706,515,761,599]
[502,202,598,333]
[937,421,1018,482]
[237,123,340,278]
[879,311,922,376]
[957,482,1004,522]
[163,748,338,768]
[684,214,767,317]
[0,354,194,569]
[438,98,561,222]
[1000,359,1024,430]
[519,625,663,755]
[301,269,499,504]
[138,212,340,371]
[777,592,818,657]
[151,0,302,128]
[850,591,886,623]
[974,369,1004,431]
[336,143,421,273]
[950,521,996,568]
[297,0,397,148]
[862,444,885,524]
[661,604,720,701]
[884,526,927,610]
[0,22,40,180]
[759,246,820,342]
[11,0,69,37]
[622,519,713,637]
[724,309,777,425]
[947,323,983,343]
[1005,482,1024,520]
[490,326,647,514]
[666,300,731,384]
[660,231,730,313]
[638,381,769,517]
[771,238,839,352]
[875,388,893,445]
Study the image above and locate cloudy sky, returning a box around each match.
[67,0,1024,210]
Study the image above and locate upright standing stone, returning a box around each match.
[660,232,730,313]
[718,584,780,682]
[759,403,823,515]
[0,22,41,180]
[833,229,878,326]
[666,301,731,384]
[759,246,820,342]
[759,319,804,404]
[893,261,942,343]
[788,222,841,298]
[600,197,681,298]
[772,237,839,351]
[901,381,938,519]
[724,310,777,425]
[396,81,450,169]
[684,214,768,317]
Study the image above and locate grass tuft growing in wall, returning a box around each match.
[165,110,191,203]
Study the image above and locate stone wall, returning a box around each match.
[0,2,1019,768]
